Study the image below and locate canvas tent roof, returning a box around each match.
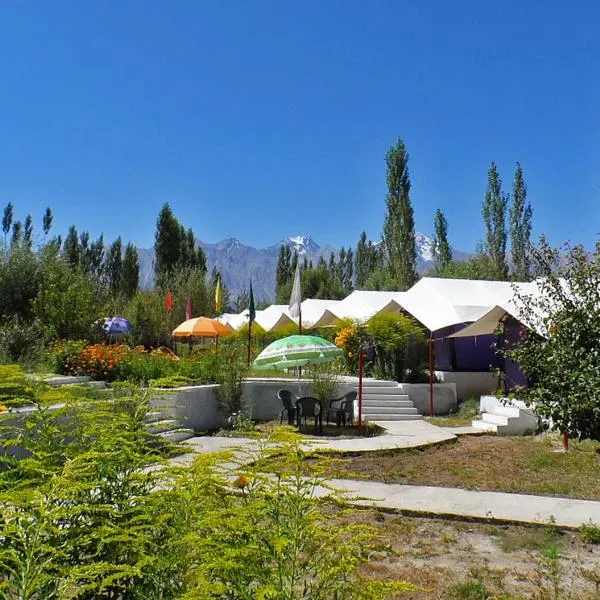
[311,290,406,327]
[398,277,519,332]
[299,298,342,327]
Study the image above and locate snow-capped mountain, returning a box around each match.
[138,232,467,301]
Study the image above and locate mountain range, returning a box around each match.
[137,233,470,302]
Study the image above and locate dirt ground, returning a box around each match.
[351,510,600,599]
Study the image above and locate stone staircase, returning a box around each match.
[472,395,537,435]
[352,378,422,422]
[147,395,195,443]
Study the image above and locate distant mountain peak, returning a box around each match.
[283,234,320,255]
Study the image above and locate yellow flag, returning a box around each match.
[215,276,223,313]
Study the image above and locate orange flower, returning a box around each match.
[233,475,251,489]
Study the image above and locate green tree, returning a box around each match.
[482,162,508,280]
[42,207,53,237]
[106,237,123,297]
[154,203,183,284]
[276,265,346,302]
[383,138,417,290]
[23,215,33,249]
[11,221,22,247]
[344,247,354,291]
[121,243,140,300]
[63,225,80,268]
[355,232,385,290]
[2,202,13,245]
[503,237,600,441]
[32,256,107,339]
[432,209,452,274]
[437,254,498,280]
[87,235,105,279]
[510,162,533,281]
[0,246,42,320]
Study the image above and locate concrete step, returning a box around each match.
[361,399,414,408]
[364,413,423,422]
[145,419,182,434]
[357,379,398,387]
[359,386,401,395]
[494,405,521,418]
[145,410,168,423]
[472,419,498,433]
[158,428,195,443]
[361,393,410,402]
[481,413,510,426]
[362,406,418,415]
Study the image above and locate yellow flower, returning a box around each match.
[233,475,252,489]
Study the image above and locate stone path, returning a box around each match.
[323,479,600,530]
[168,422,600,529]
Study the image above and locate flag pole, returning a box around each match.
[247,319,252,366]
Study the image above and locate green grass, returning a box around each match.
[426,397,480,427]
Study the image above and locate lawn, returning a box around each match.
[425,397,480,427]
[350,509,600,599]
[270,435,600,500]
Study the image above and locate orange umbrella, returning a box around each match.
[172,316,233,338]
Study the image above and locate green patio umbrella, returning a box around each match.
[254,334,343,395]
[253,334,343,370]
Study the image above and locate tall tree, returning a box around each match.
[63,225,80,268]
[337,248,346,282]
[121,243,140,299]
[344,247,354,291]
[42,207,53,237]
[154,203,183,284]
[23,215,33,249]
[432,209,452,274]
[87,235,105,279]
[482,162,509,280]
[106,237,123,296]
[2,202,13,245]
[382,138,417,290]
[11,221,22,247]
[509,162,533,281]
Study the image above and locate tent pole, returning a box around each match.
[358,347,363,431]
[429,336,434,417]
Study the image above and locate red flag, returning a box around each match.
[185,296,192,320]
[165,289,173,312]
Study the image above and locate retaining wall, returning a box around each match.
[435,371,499,401]
[397,382,457,416]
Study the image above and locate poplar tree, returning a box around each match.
[88,235,105,279]
[23,215,33,249]
[344,247,354,291]
[106,237,123,296]
[2,202,13,245]
[11,221,22,247]
[510,162,533,281]
[482,162,508,280]
[121,243,140,299]
[382,138,417,290]
[154,203,183,284]
[43,207,53,237]
[432,209,452,274]
[63,225,80,268]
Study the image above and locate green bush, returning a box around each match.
[45,340,88,375]
[150,375,193,388]
[0,316,45,364]
[117,350,178,384]
[581,522,600,544]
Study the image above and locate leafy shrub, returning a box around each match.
[581,522,600,544]
[0,364,37,408]
[150,375,193,388]
[310,360,342,411]
[64,343,130,381]
[216,345,248,416]
[46,339,88,375]
[0,316,45,364]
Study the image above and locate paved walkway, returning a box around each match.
[168,422,600,529]
[324,479,600,530]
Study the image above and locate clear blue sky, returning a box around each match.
[1,1,599,252]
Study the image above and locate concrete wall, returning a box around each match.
[435,371,500,401]
[163,378,356,431]
[397,382,457,416]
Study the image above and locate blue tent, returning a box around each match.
[103,317,132,335]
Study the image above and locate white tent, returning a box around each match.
[299,298,342,328]
[398,278,519,332]
[311,290,406,327]
[254,305,296,332]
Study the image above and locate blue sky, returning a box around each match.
[1,1,599,252]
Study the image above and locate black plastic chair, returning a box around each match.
[295,397,323,434]
[278,389,296,425]
[327,391,357,427]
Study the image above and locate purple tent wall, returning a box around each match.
[501,318,528,390]
[433,324,501,372]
